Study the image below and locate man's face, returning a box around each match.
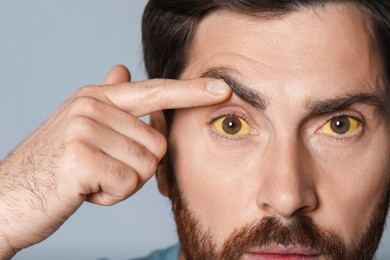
[165,3,390,259]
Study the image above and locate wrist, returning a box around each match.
[0,234,18,260]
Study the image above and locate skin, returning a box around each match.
[156,3,390,259]
[0,65,232,258]
[1,2,389,259]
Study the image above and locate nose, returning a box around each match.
[256,136,318,219]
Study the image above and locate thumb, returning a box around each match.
[101,64,131,85]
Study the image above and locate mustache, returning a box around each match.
[219,215,346,259]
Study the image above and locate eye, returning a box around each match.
[212,115,253,136]
[319,115,362,136]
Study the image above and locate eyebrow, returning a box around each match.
[201,68,268,110]
[306,92,387,115]
[201,67,387,116]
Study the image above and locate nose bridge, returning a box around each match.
[257,132,317,218]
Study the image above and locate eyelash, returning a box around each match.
[319,112,365,141]
[208,111,365,143]
[208,111,252,142]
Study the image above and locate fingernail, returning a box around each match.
[206,80,231,95]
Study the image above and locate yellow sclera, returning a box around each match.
[212,116,252,136]
[319,116,361,136]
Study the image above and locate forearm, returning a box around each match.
[0,160,19,260]
[0,154,62,259]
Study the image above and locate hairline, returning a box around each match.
[178,1,388,87]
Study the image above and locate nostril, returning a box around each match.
[257,187,318,219]
[255,139,318,219]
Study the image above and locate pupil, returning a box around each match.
[222,116,242,135]
[330,117,351,134]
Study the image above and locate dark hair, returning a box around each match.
[142,0,390,83]
[142,0,390,191]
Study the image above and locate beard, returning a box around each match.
[169,179,390,260]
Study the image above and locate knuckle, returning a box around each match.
[113,167,139,198]
[123,169,140,197]
[122,138,157,177]
[154,132,167,160]
[124,138,146,160]
[146,155,159,176]
[66,115,97,136]
[72,85,98,98]
[143,78,169,101]
[129,116,145,131]
[127,168,139,184]
[68,96,101,117]
[66,138,85,152]
[61,139,92,166]
[143,80,160,99]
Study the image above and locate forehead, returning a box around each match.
[183,2,384,97]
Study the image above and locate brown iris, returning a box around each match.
[319,115,361,137]
[222,116,242,135]
[211,115,252,137]
[330,117,351,135]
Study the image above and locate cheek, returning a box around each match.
[309,130,390,245]
[169,109,390,248]
[170,117,262,244]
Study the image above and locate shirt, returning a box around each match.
[132,244,180,260]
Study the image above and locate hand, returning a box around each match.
[0,65,231,258]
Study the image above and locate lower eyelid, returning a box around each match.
[208,127,253,143]
[320,132,362,142]
[317,122,364,141]
[208,115,256,142]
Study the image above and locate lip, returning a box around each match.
[247,245,320,260]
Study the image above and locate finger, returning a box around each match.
[83,154,140,206]
[63,96,167,159]
[66,141,141,206]
[101,78,232,117]
[56,65,131,118]
[101,64,131,85]
[86,187,138,206]
[70,116,159,182]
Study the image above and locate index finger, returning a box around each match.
[100,78,232,117]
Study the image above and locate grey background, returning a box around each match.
[0,1,388,259]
